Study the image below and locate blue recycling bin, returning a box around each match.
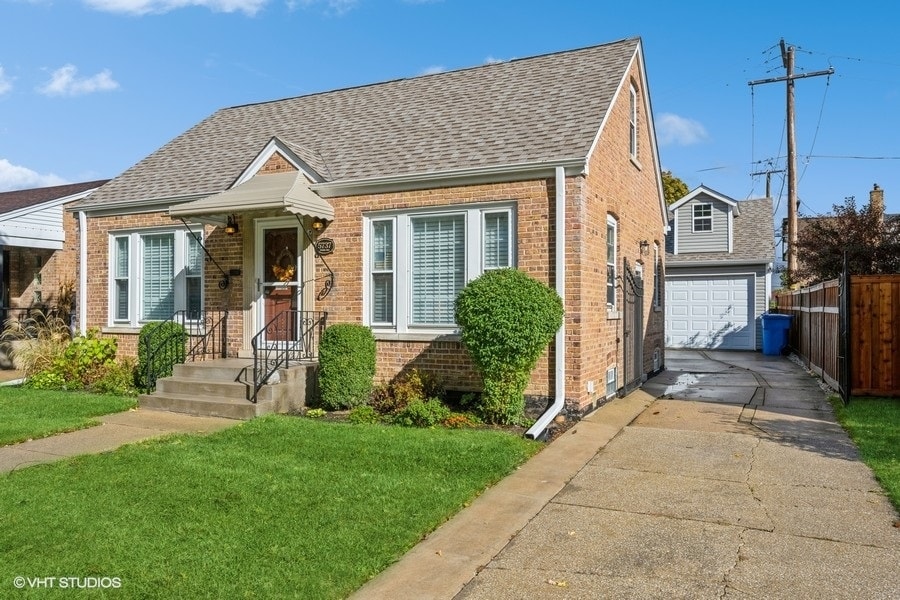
[761,313,792,356]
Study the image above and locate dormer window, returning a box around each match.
[693,203,712,232]
[629,85,638,159]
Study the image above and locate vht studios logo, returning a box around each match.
[13,576,122,589]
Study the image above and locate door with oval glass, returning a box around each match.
[256,220,301,344]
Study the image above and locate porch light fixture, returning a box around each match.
[639,240,650,255]
[311,217,327,232]
[224,215,239,236]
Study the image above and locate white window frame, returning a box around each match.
[606,366,618,398]
[108,227,204,327]
[607,215,618,310]
[363,203,516,334]
[629,85,638,159]
[693,203,713,232]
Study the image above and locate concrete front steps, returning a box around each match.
[139,358,317,420]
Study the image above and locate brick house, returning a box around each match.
[70,38,668,436]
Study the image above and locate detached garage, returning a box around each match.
[666,274,754,350]
[664,186,774,351]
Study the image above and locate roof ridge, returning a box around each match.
[220,37,641,113]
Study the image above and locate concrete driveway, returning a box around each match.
[359,349,900,599]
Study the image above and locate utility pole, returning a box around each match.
[749,39,833,286]
[749,168,786,198]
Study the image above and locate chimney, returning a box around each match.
[870,183,885,222]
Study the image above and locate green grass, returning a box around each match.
[0,415,541,599]
[830,396,900,512]
[0,388,137,446]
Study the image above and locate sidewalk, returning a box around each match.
[354,350,900,599]
[0,409,236,474]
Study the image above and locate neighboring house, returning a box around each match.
[0,180,108,321]
[70,38,668,433]
[665,186,774,351]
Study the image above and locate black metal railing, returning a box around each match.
[251,310,327,402]
[141,309,229,392]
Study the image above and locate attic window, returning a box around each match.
[629,85,638,159]
[693,203,712,232]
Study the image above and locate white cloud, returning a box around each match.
[0,159,67,192]
[38,65,120,97]
[0,66,12,95]
[657,112,709,146]
[420,65,445,76]
[483,56,505,65]
[82,0,269,15]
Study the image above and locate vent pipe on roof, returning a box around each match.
[525,166,566,440]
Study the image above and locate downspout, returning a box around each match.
[78,211,87,336]
[525,166,566,440]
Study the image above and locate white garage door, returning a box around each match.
[666,275,754,350]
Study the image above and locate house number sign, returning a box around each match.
[315,238,335,256]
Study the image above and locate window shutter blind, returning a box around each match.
[115,237,129,320]
[142,233,175,320]
[371,221,394,324]
[411,215,464,325]
[483,212,509,269]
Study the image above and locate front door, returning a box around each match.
[256,219,301,344]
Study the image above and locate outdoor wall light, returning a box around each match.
[311,217,328,232]
[639,240,650,255]
[224,215,239,236]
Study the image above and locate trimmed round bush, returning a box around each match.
[455,268,563,425]
[136,321,186,390]
[317,323,376,410]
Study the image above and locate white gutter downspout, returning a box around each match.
[78,211,87,336]
[526,166,566,440]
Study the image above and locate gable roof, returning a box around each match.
[667,197,775,264]
[668,185,741,216]
[0,180,109,216]
[78,38,643,210]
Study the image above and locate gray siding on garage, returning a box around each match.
[666,263,768,350]
[675,197,730,253]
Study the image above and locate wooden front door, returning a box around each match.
[256,220,301,343]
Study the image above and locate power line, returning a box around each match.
[799,73,832,183]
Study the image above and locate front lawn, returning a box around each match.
[831,396,900,512]
[0,415,541,599]
[0,387,137,446]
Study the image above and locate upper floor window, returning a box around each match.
[629,85,638,159]
[692,203,712,232]
[365,204,515,332]
[110,228,203,327]
[607,215,618,309]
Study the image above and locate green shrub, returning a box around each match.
[305,408,326,419]
[317,323,376,410]
[89,358,138,397]
[54,330,118,386]
[370,369,444,416]
[392,398,451,428]
[136,321,187,390]
[455,268,563,425]
[348,405,381,425]
[22,370,70,391]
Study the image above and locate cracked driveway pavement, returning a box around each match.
[457,350,900,600]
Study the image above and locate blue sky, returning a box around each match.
[1,0,899,232]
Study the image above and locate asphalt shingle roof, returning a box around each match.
[0,180,109,215]
[79,38,640,209]
[666,197,775,264]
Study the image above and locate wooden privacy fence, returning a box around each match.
[774,275,900,398]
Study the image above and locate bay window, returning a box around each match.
[365,204,514,333]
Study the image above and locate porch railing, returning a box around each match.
[251,310,327,403]
[140,309,229,392]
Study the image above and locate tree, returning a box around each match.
[661,170,689,205]
[793,196,900,283]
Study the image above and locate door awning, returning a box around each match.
[168,172,334,220]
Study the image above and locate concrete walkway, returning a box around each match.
[0,409,236,474]
[354,350,900,600]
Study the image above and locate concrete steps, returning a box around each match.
[139,358,317,420]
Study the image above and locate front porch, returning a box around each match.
[138,309,326,419]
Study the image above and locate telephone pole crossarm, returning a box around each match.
[748,67,834,87]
